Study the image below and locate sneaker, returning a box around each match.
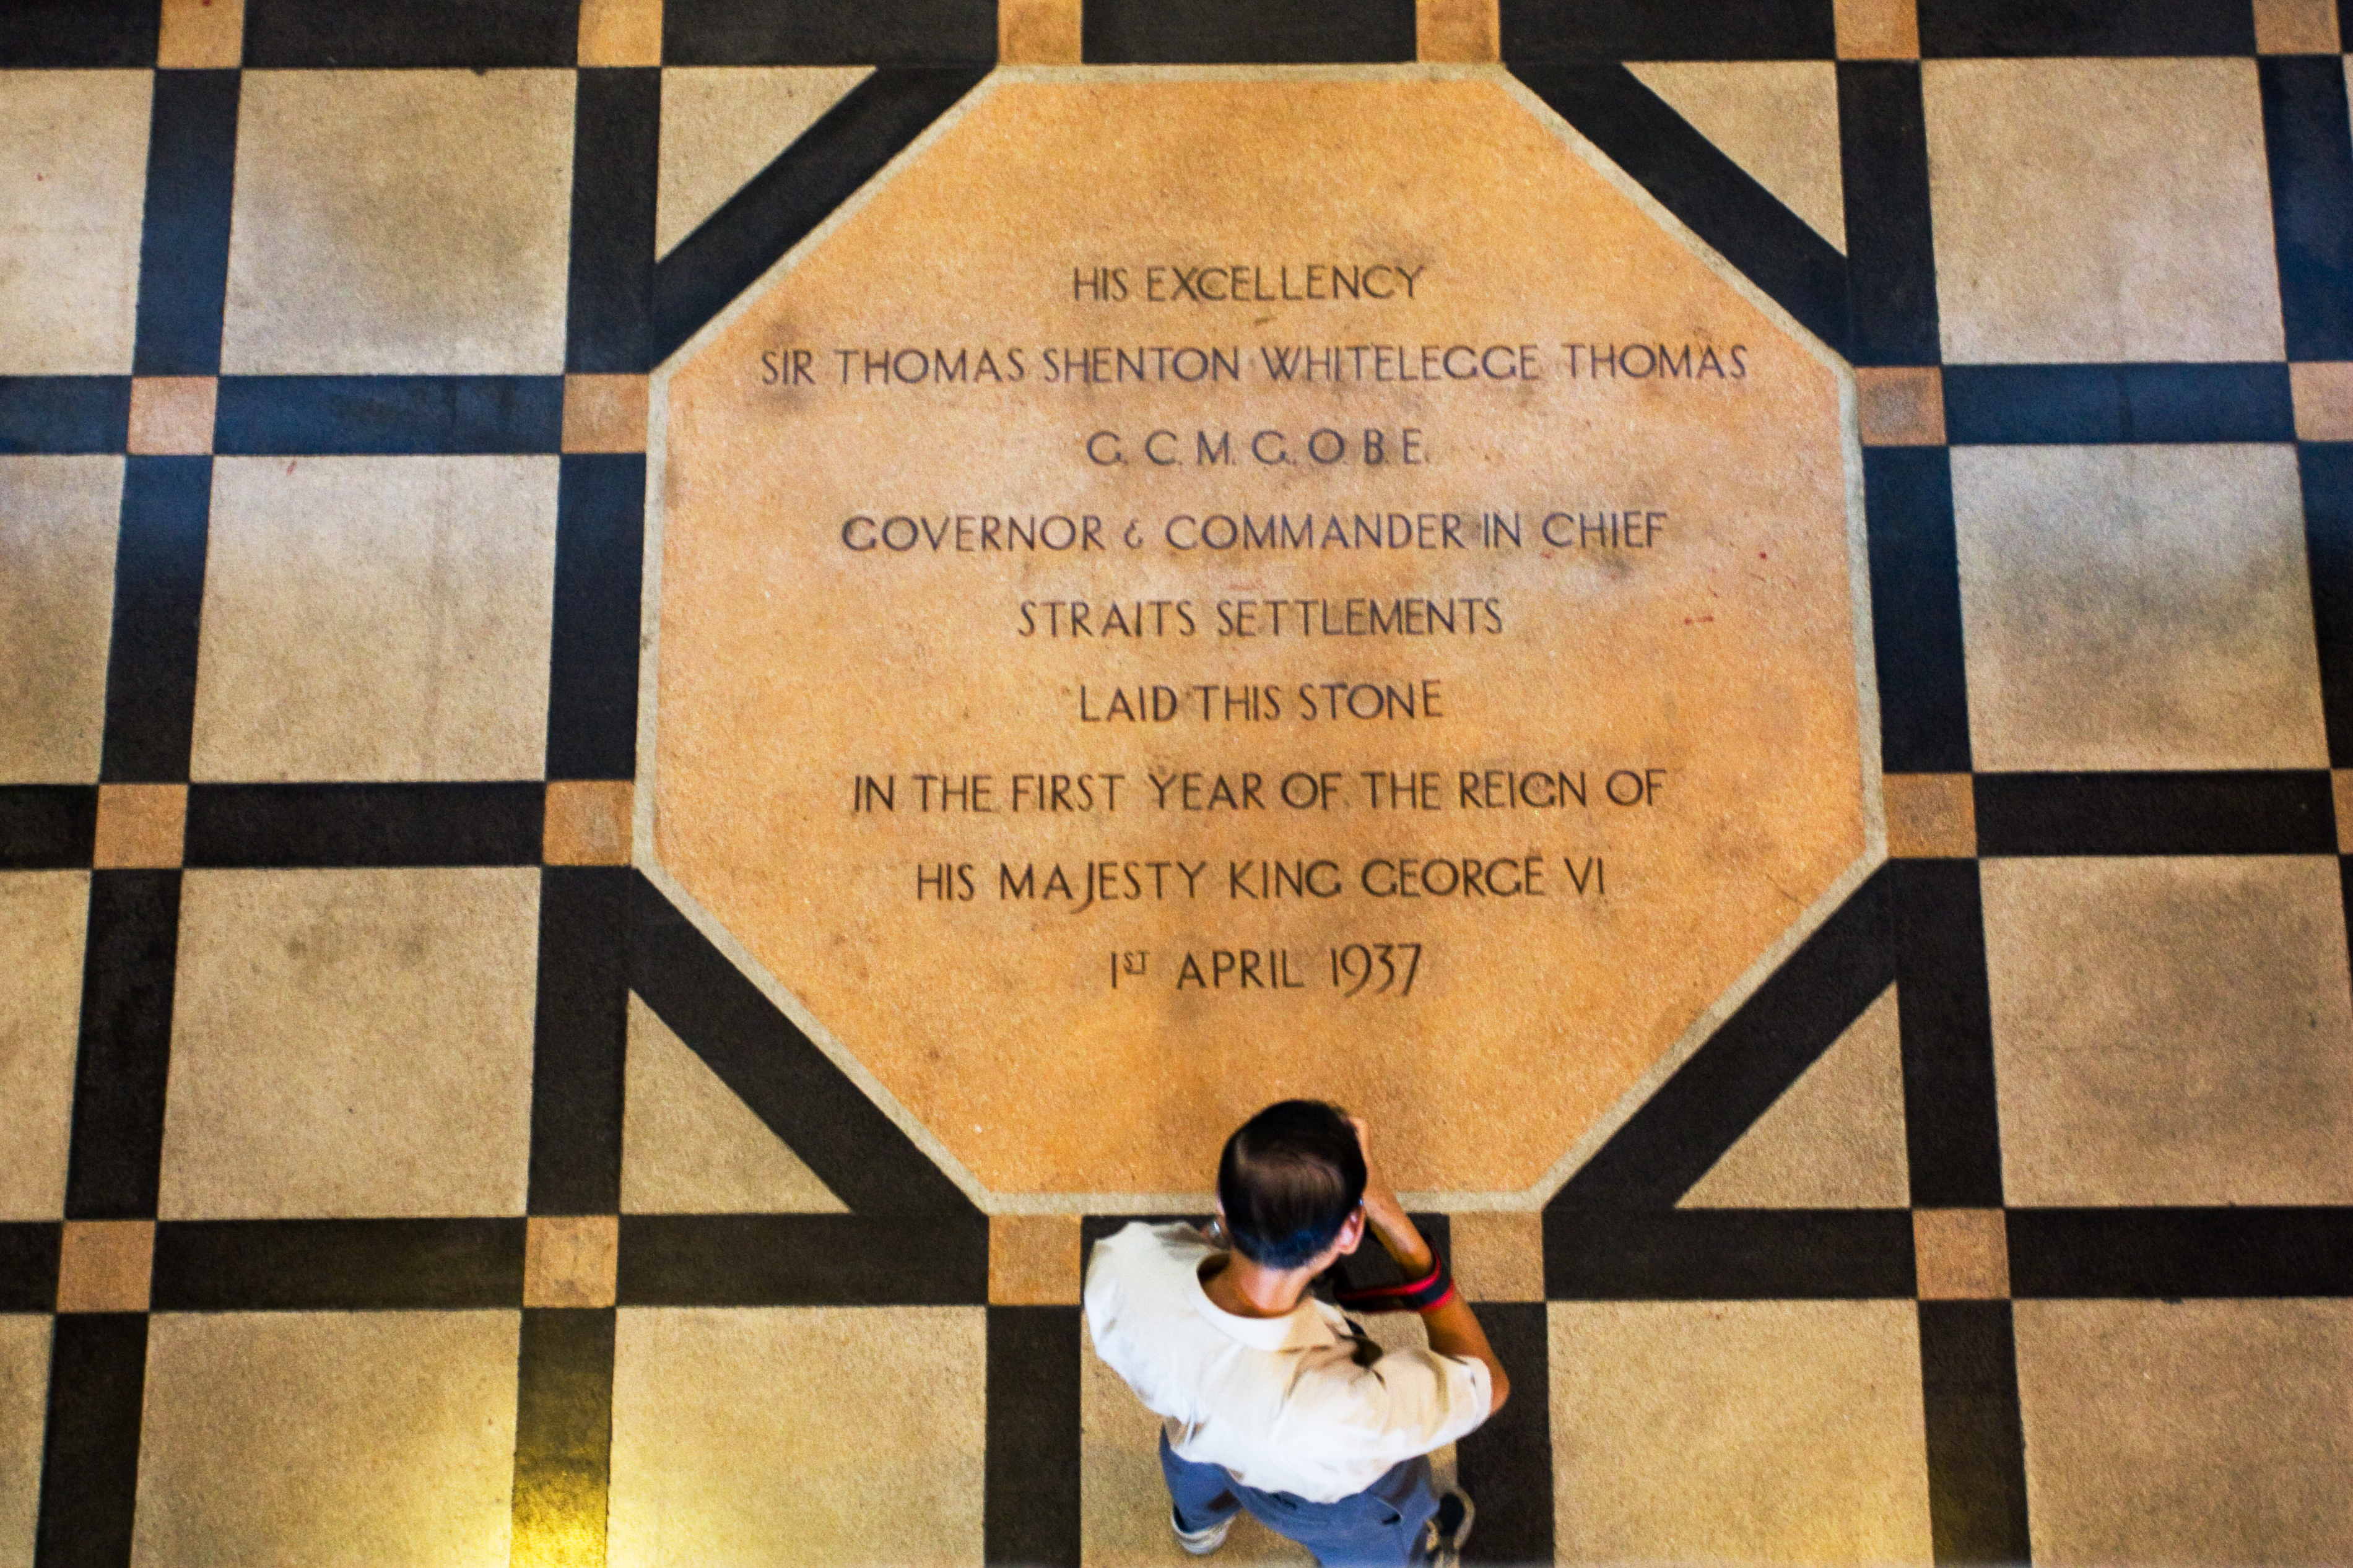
[1172,1504,1233,1556]
[1424,1488,1475,1567]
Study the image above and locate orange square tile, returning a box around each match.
[1835,0,1919,57]
[1419,0,1500,63]
[1450,1211,1543,1301]
[158,0,243,68]
[524,1215,619,1308]
[2255,0,2341,51]
[1884,773,1975,859]
[128,376,217,456]
[999,0,1082,63]
[94,784,188,869]
[2292,362,2353,443]
[57,1220,155,1313]
[1915,1208,2009,1300]
[562,374,650,453]
[1856,365,1944,446]
[545,779,635,866]
[578,0,662,66]
[2334,771,2353,854]
[991,1213,1082,1304]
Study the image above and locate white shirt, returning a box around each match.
[1084,1221,1493,1503]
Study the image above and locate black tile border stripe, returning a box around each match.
[1973,770,2336,857]
[1890,860,2004,1209]
[529,867,630,1216]
[182,782,547,868]
[2263,58,2353,362]
[2008,1207,2353,1297]
[2305,443,2353,768]
[986,1306,1083,1568]
[1837,62,1941,368]
[0,1224,61,1313]
[1455,1301,1554,1566]
[100,456,211,785]
[1502,0,1834,60]
[1916,1300,2033,1565]
[133,71,239,379]
[64,871,180,1221]
[34,1313,147,1568]
[240,0,577,69]
[212,376,565,456]
[0,787,97,871]
[566,68,661,375]
[547,455,646,781]
[0,0,157,68]
[615,1214,990,1306]
[150,1218,528,1310]
[1083,0,1414,64]
[1942,363,2296,445]
[1917,0,2254,56]
[667,0,997,65]
[0,379,130,456]
[1543,1209,1918,1299]
[510,1307,617,1568]
[1866,447,1973,774]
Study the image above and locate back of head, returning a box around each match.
[1217,1100,1368,1268]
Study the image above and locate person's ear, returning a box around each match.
[1336,1206,1366,1257]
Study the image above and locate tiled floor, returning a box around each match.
[4,0,2352,1564]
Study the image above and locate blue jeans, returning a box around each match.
[1159,1429,1440,1567]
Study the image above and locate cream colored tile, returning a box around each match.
[1985,857,2353,1206]
[2337,769,2353,854]
[1551,1301,1933,1566]
[0,72,150,375]
[525,1215,619,1309]
[1955,446,2325,772]
[192,456,557,782]
[134,1312,520,1568]
[1418,0,1498,63]
[93,784,186,870]
[223,71,573,374]
[1835,0,1918,57]
[126,377,217,457]
[1001,0,1082,63]
[0,456,123,784]
[656,69,870,259]
[621,993,846,1215]
[580,0,663,66]
[161,868,539,1219]
[1913,1208,2006,1300]
[159,0,244,68]
[0,1317,47,1568]
[2292,360,2353,442]
[545,778,633,865]
[1629,63,1844,251]
[56,1220,154,1314]
[1925,59,2284,363]
[1684,984,1910,1209]
[0,872,87,1221]
[2016,1300,2353,1566]
[2255,0,2341,52]
[609,1307,986,1568]
[991,1214,1081,1305]
[1884,773,1973,858]
[561,375,649,455]
[1451,1211,1544,1302]
[1856,365,1945,447]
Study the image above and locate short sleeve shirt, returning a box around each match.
[1083,1221,1493,1504]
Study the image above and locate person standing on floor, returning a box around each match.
[1084,1100,1510,1567]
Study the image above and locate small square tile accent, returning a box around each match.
[545,779,635,866]
[127,377,217,456]
[1450,1211,1544,1301]
[1884,773,1975,858]
[0,874,87,1220]
[562,374,651,453]
[989,1214,1081,1305]
[1913,1208,2007,1300]
[2292,360,2353,442]
[0,457,121,784]
[1856,366,1944,446]
[524,1215,619,1309]
[1419,0,1500,63]
[999,0,1082,63]
[159,0,245,69]
[0,72,150,376]
[94,784,188,870]
[580,0,663,66]
[2255,0,2341,52]
[1835,0,1919,58]
[56,1220,155,1314]
[1,1318,49,1564]
[2336,769,2353,854]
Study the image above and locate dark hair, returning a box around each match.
[1217,1100,1368,1268]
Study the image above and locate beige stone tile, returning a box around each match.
[1835,0,1918,57]
[561,374,650,454]
[160,868,539,1219]
[159,0,243,69]
[1417,0,1498,63]
[580,0,663,66]
[1451,1211,1543,1301]
[223,71,573,375]
[127,377,217,457]
[2293,360,2353,442]
[1985,857,2353,1206]
[134,1312,520,1567]
[526,1215,619,1309]
[1629,63,1844,251]
[0,72,150,375]
[1552,1301,1932,1565]
[93,784,187,870]
[0,1317,47,1567]
[609,1307,986,1567]
[0,872,88,1221]
[1926,59,2282,363]
[1856,365,1944,446]
[992,1214,1082,1305]
[1001,0,1082,63]
[1684,984,1910,1208]
[2255,0,2341,52]
[2015,1300,2353,1566]
[656,68,869,258]
[56,1220,154,1314]
[621,993,846,1215]
[192,456,558,782]
[545,778,633,865]
[1913,1208,2006,1300]
[0,456,123,784]
[2338,769,2353,854]
[1884,773,1973,858]
[1955,446,2325,771]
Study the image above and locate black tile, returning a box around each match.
[35,1314,147,1568]
[241,0,575,67]
[547,456,645,781]
[1916,1301,2032,1566]
[566,70,661,375]
[0,786,97,870]
[511,1308,615,1568]
[64,872,180,1221]
[0,378,129,455]
[665,0,996,64]
[617,1215,990,1305]
[629,872,978,1217]
[1544,1209,1917,1299]
[0,1224,60,1312]
[1942,363,2296,445]
[1918,0,2253,56]
[986,1306,1082,1568]
[651,68,988,362]
[2304,444,2353,768]
[1453,1301,1553,1566]
[1867,447,1973,774]
[133,71,240,378]
[1503,0,1832,59]
[212,376,565,456]
[529,867,630,1215]
[100,455,211,785]
[2008,1207,2353,1297]
[1084,0,1412,63]
[0,0,156,67]
[151,1218,528,1310]
[2263,58,2353,363]
[1838,63,1940,368]
[1554,870,1893,1206]
[1890,860,2004,1209]
[1511,64,1848,356]
[183,782,546,868]
[1081,1214,1206,1262]
[1974,770,2336,857]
